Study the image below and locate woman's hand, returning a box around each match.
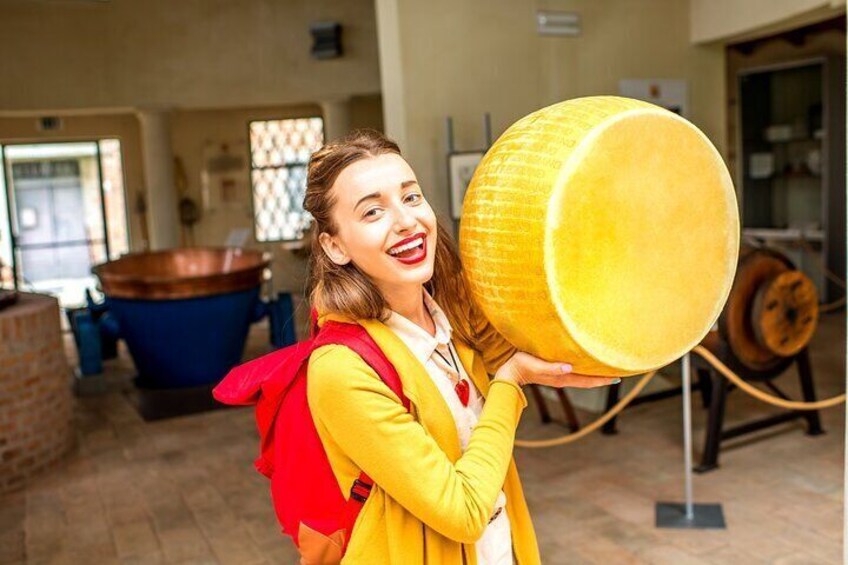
[494,351,620,388]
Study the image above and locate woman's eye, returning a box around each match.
[363,194,420,219]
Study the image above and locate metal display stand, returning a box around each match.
[656,353,726,529]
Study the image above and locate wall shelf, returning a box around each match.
[736,56,845,301]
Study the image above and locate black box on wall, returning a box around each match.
[310,22,342,59]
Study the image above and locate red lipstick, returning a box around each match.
[387,233,427,265]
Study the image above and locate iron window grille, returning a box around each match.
[249,117,324,243]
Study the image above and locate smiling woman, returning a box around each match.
[314,152,438,307]
[259,128,617,565]
[302,130,475,343]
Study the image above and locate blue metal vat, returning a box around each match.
[92,247,273,388]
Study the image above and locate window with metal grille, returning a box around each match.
[249,117,324,242]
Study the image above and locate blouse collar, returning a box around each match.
[383,287,453,367]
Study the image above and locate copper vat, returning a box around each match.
[93,247,271,300]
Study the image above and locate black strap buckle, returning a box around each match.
[350,478,372,503]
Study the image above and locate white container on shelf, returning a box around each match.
[749,152,775,179]
[764,124,794,142]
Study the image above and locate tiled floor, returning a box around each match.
[1,309,844,564]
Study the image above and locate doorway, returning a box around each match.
[0,140,129,308]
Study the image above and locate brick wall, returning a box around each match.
[0,293,74,494]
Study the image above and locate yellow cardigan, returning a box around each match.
[306,306,541,565]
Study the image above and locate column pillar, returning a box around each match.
[374,0,408,151]
[136,108,180,250]
[320,98,353,142]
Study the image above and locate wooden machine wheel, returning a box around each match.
[695,245,825,472]
[717,245,816,378]
[752,270,819,358]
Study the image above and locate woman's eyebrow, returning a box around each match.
[353,180,418,211]
[354,192,381,212]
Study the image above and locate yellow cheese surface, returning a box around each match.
[459,96,739,377]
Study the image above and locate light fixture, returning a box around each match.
[536,10,581,37]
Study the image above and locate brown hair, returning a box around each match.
[303,128,477,347]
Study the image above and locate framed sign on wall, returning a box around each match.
[447,150,485,220]
[619,78,689,117]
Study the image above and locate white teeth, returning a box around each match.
[388,236,424,256]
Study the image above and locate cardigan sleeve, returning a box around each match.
[307,344,527,544]
[468,298,519,376]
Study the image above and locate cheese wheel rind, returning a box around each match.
[459,96,739,377]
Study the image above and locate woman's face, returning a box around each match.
[319,152,438,297]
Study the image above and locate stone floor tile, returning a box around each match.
[0,530,25,564]
[156,525,215,563]
[112,520,160,560]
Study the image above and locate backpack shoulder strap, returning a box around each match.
[312,320,410,410]
[310,319,410,551]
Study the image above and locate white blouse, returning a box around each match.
[383,288,512,565]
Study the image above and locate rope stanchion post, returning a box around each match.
[515,345,844,450]
[510,343,842,529]
[656,353,726,529]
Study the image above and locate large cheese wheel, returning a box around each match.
[459,96,739,377]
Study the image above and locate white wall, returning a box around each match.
[691,0,846,43]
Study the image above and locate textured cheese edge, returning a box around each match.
[544,107,741,374]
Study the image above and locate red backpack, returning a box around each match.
[212,308,410,562]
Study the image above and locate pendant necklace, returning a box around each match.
[434,340,470,407]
